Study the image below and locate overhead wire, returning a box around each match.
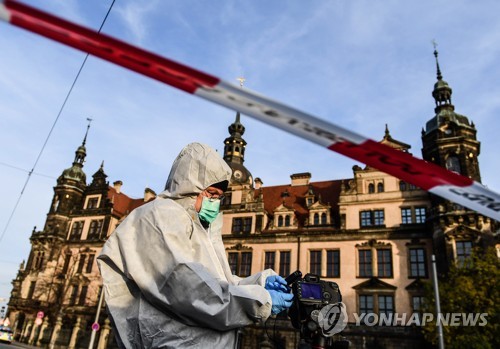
[0,161,56,179]
[0,0,117,243]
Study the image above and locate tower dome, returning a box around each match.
[223,112,253,187]
[431,49,454,113]
[57,124,91,187]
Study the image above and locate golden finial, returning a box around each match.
[432,39,438,50]
[236,77,246,88]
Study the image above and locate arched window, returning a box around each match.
[446,156,461,173]
[368,183,375,193]
[314,213,319,225]
[377,183,384,193]
[278,216,283,227]
[321,213,327,225]
[52,195,59,212]
[34,251,45,269]
[235,146,240,153]
[285,215,291,227]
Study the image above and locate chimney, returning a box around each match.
[144,188,157,202]
[290,172,311,186]
[113,180,123,194]
[255,177,263,189]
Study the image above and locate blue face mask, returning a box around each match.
[199,197,220,225]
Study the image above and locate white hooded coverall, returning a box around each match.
[97,143,274,348]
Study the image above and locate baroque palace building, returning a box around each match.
[6,51,497,349]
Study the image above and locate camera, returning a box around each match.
[293,274,341,305]
[285,271,349,349]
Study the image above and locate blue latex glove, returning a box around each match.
[268,290,294,315]
[265,275,289,292]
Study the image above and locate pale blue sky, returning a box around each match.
[0,0,499,303]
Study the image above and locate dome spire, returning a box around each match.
[221,77,253,187]
[433,40,443,81]
[57,120,91,186]
[224,78,247,163]
[431,42,454,113]
[73,118,92,167]
[82,117,92,146]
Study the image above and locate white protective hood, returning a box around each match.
[98,143,274,349]
[160,142,232,200]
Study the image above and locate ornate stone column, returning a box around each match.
[21,320,32,343]
[97,318,111,349]
[27,319,38,345]
[11,312,19,339]
[49,315,63,349]
[68,316,82,349]
[36,317,49,346]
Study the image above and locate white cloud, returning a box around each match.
[114,0,161,43]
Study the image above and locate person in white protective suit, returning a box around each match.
[97,142,293,349]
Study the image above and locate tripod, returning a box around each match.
[296,320,350,349]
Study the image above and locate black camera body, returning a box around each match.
[286,271,349,349]
[288,273,342,330]
[294,274,342,306]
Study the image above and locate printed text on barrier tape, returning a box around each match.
[2,0,499,221]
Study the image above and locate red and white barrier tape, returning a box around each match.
[1,0,499,221]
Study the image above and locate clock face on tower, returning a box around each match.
[234,170,242,179]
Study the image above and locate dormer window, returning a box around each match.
[275,214,293,228]
[273,204,297,230]
[312,212,328,225]
[308,199,331,226]
[285,215,291,227]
